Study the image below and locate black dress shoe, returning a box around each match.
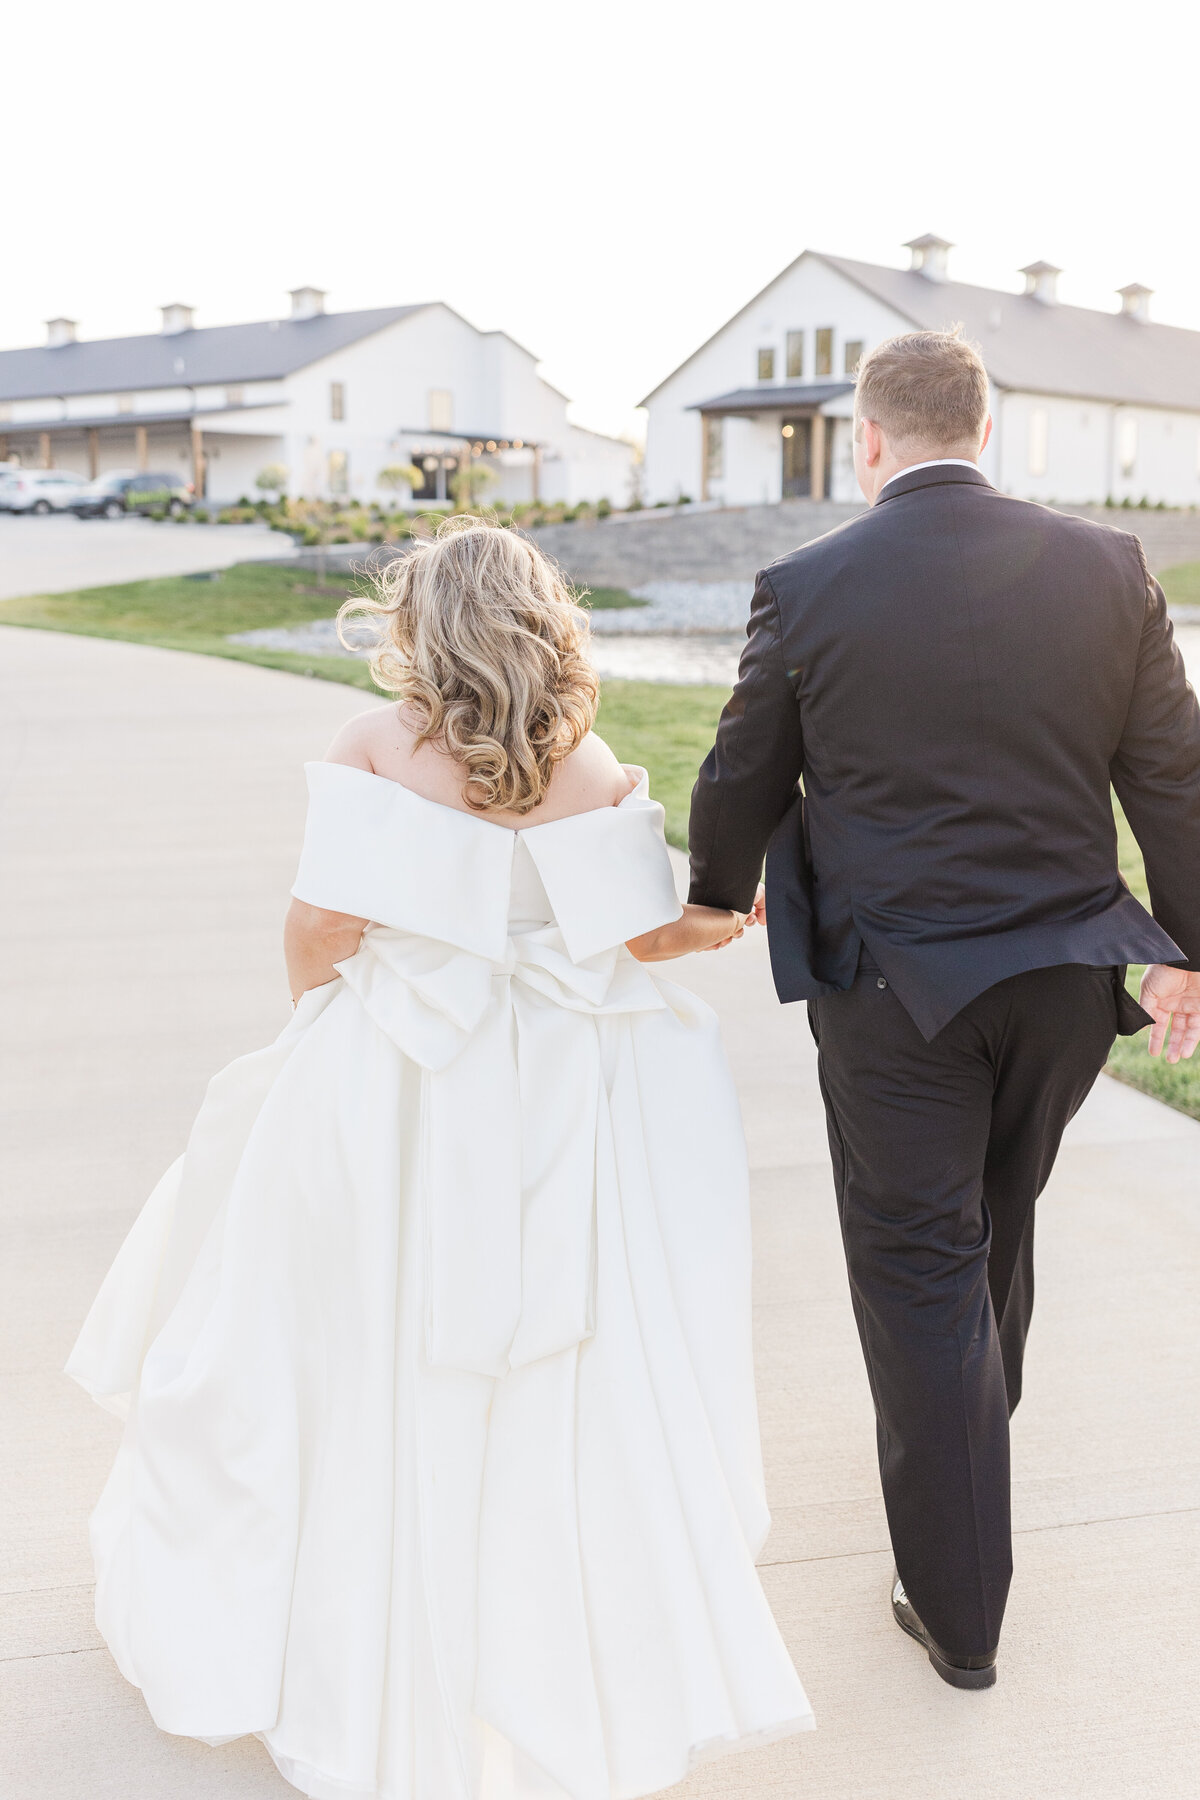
[891,1575,998,1690]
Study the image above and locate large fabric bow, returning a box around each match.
[336,924,669,1378]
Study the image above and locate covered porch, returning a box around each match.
[689,381,855,503]
[0,402,286,501]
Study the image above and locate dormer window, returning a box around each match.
[785,332,804,379]
[815,329,833,377]
[844,340,864,376]
[757,348,775,382]
[330,381,345,422]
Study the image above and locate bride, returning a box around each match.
[67,516,814,1800]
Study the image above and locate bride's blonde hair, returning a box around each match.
[339,515,599,814]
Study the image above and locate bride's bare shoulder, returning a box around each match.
[323,704,410,774]
[543,732,636,815]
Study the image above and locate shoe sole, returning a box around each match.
[892,1600,997,1690]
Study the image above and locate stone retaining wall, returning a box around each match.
[530,499,1200,588]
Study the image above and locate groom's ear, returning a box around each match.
[980,415,994,453]
[860,417,884,468]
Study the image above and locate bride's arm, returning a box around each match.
[626,903,748,963]
[284,899,370,1005]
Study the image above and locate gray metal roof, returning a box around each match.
[0,306,426,402]
[820,255,1200,410]
[687,381,854,415]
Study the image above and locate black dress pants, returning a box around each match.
[809,958,1122,1660]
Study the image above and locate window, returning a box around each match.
[815,328,833,378]
[411,452,457,502]
[330,381,345,422]
[702,415,724,494]
[1118,415,1138,478]
[427,388,454,432]
[756,348,775,383]
[785,332,805,380]
[225,385,244,408]
[844,340,864,376]
[1028,407,1048,477]
[328,449,349,495]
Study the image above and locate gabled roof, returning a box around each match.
[641,247,1200,414]
[0,305,428,401]
[820,255,1200,411]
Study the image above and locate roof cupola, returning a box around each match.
[289,286,327,321]
[905,234,953,282]
[1118,282,1153,323]
[45,317,77,347]
[1020,261,1061,305]
[160,303,195,335]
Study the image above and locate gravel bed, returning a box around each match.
[589,580,753,635]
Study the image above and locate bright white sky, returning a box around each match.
[4,0,1197,441]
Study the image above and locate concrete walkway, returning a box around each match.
[0,513,293,602]
[1,625,1198,1799]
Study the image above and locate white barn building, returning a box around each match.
[0,289,633,508]
[641,236,1200,510]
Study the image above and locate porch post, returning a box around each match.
[190,423,205,497]
[87,427,99,479]
[39,431,52,469]
[809,413,826,500]
[135,425,148,471]
[532,443,542,503]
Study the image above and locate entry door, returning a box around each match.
[781,417,812,497]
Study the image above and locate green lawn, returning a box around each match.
[597,682,725,847]
[1160,560,1200,607]
[0,558,1193,1117]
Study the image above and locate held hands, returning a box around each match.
[1139,964,1200,1062]
[697,883,768,953]
[626,896,759,964]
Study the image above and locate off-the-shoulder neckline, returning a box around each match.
[306,759,650,837]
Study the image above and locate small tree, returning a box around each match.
[377,463,424,501]
[255,464,289,500]
[450,459,498,513]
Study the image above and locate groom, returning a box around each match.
[688,329,1200,1689]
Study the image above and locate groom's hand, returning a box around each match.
[1139,964,1200,1061]
[753,884,767,928]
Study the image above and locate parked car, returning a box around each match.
[70,471,138,519]
[0,469,90,513]
[72,470,194,518]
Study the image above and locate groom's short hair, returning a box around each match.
[855,328,989,452]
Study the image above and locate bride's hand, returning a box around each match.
[626,904,750,963]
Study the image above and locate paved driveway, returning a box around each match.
[0,513,294,602]
[1,626,1198,1798]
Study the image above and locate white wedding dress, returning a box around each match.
[67,761,813,1800]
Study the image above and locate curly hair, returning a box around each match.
[338,515,599,814]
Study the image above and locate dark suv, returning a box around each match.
[73,471,194,518]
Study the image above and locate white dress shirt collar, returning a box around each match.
[878,458,982,495]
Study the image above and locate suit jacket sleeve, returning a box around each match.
[687,569,806,911]
[1110,552,1200,968]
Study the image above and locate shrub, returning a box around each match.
[148,507,167,521]
[192,507,210,523]
[597,497,612,517]
[255,463,289,498]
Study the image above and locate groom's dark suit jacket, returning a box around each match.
[688,463,1200,1040]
